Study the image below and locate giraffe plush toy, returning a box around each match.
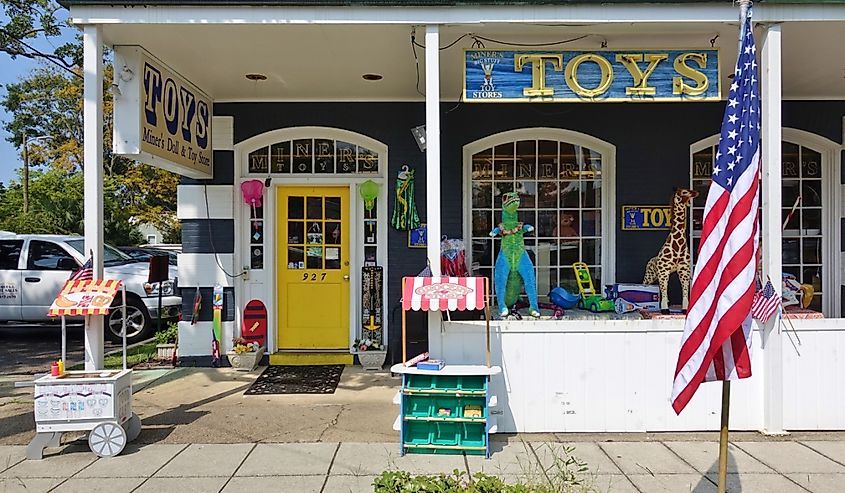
[643,188,699,314]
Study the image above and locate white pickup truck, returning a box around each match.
[0,233,180,344]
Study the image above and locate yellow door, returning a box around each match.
[277,187,350,350]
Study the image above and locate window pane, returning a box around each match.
[537,211,557,238]
[537,182,557,208]
[802,209,821,234]
[0,240,23,269]
[325,197,341,220]
[472,211,492,237]
[306,197,322,219]
[782,142,799,178]
[583,239,601,265]
[288,222,304,244]
[782,209,799,234]
[288,196,304,219]
[306,247,323,269]
[802,237,821,264]
[494,142,514,179]
[28,241,76,271]
[803,267,821,291]
[472,182,492,208]
[306,221,323,244]
[581,180,601,208]
[515,140,536,179]
[336,141,357,173]
[782,180,800,207]
[516,181,536,208]
[581,146,602,179]
[801,147,822,178]
[559,143,578,179]
[288,247,304,269]
[801,180,822,207]
[248,147,268,173]
[560,181,580,208]
[692,147,714,179]
[314,139,334,173]
[494,182,514,202]
[250,221,264,243]
[270,142,291,173]
[558,241,580,266]
[325,247,341,269]
[472,239,493,268]
[292,139,313,173]
[582,210,601,237]
[537,140,557,180]
[251,246,264,269]
[472,148,494,180]
[782,238,800,265]
[357,146,378,173]
[325,222,341,245]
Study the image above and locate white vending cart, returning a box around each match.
[27,279,141,459]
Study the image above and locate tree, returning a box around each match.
[0,1,79,73]
[1,63,179,245]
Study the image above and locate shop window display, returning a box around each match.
[470,139,602,304]
[248,139,379,175]
[691,141,824,312]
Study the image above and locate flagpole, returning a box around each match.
[718,380,731,493]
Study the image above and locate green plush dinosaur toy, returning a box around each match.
[489,192,540,317]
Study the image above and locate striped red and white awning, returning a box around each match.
[48,279,122,317]
[402,277,487,311]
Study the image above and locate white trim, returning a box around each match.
[212,116,234,151]
[689,128,841,319]
[425,25,441,277]
[234,127,388,354]
[463,128,617,287]
[69,4,845,26]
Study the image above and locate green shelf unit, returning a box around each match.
[400,373,491,457]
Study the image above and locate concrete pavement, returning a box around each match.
[2,437,845,492]
[3,367,845,491]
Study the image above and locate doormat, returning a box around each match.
[244,365,344,395]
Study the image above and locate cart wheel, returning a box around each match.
[124,413,141,442]
[89,421,127,458]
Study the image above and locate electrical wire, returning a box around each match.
[203,184,247,280]
[411,32,592,50]
[410,30,425,97]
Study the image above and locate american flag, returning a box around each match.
[751,279,780,323]
[69,256,94,281]
[671,8,759,414]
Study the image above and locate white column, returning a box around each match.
[424,25,443,359]
[425,25,441,277]
[83,24,104,370]
[761,23,784,435]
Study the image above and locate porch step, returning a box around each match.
[269,352,353,366]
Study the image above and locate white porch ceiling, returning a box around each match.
[99,21,845,101]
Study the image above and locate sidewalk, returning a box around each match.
[2,367,845,492]
[2,436,845,492]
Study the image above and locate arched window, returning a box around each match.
[464,128,616,302]
[690,129,841,316]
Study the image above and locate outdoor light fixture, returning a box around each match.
[108,83,122,96]
[245,73,268,81]
[362,73,384,81]
[411,125,426,152]
[110,65,134,97]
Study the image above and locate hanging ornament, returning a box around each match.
[240,180,264,224]
[359,179,380,212]
[390,165,421,231]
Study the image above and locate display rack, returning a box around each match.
[392,276,501,458]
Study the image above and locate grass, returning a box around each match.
[68,341,160,370]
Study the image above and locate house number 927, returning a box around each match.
[302,273,327,281]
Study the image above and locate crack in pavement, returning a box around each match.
[316,405,346,442]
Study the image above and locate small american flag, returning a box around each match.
[69,256,94,281]
[751,280,780,323]
[671,7,759,414]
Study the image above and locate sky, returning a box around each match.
[0,10,77,186]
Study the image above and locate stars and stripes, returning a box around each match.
[751,280,780,323]
[671,7,760,415]
[69,256,94,281]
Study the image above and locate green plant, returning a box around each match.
[154,322,178,345]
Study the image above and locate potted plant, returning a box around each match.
[154,323,179,361]
[352,338,386,371]
[227,337,264,371]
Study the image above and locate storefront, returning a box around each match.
[63,0,845,433]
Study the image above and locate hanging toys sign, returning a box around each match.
[464,49,720,102]
[391,165,421,231]
[113,46,213,178]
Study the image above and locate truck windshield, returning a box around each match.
[65,239,133,265]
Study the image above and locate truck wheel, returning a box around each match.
[106,297,153,344]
